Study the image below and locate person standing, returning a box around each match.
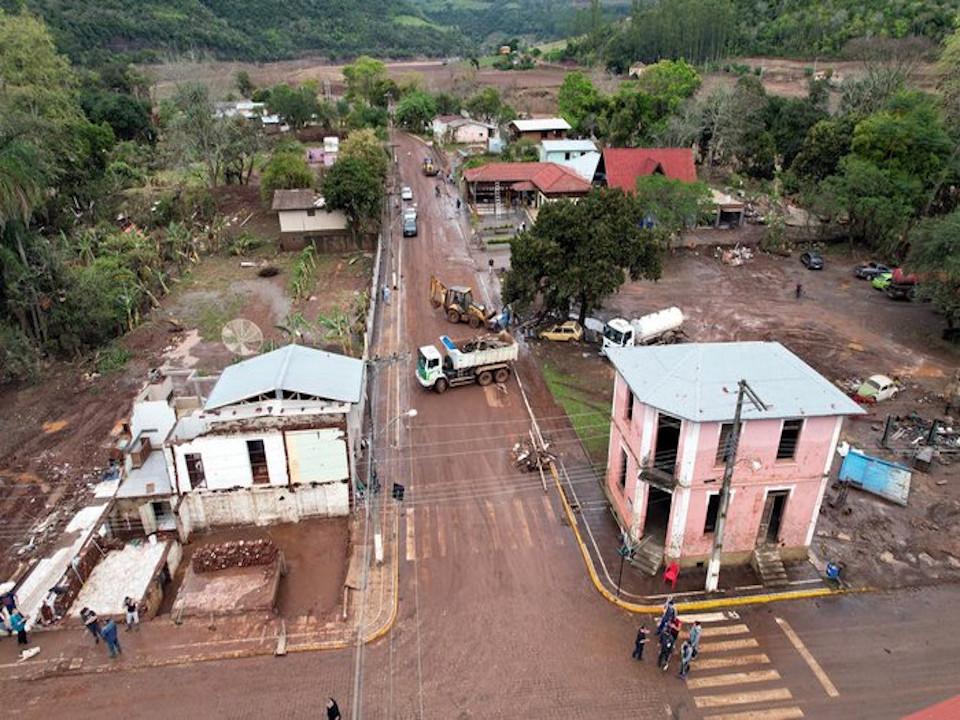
[689,620,702,658]
[656,598,675,636]
[668,615,683,643]
[326,698,341,720]
[80,607,101,644]
[124,597,139,631]
[678,640,694,680]
[632,624,649,660]
[657,630,675,671]
[101,618,121,658]
[10,611,28,646]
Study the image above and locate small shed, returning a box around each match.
[271,189,358,251]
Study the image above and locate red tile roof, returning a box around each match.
[602,148,697,191]
[463,162,591,195]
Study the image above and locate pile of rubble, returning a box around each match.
[715,244,754,266]
[512,437,552,472]
[192,539,278,573]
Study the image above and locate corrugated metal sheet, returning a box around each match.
[838,449,911,505]
[286,429,349,484]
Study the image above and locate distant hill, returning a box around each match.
[0,0,469,64]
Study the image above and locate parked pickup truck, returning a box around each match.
[416,333,517,393]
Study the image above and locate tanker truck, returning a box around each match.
[601,307,685,355]
[416,333,518,393]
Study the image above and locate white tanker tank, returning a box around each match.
[601,307,685,354]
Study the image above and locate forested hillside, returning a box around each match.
[0,0,467,63]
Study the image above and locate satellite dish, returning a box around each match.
[221,318,264,356]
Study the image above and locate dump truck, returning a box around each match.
[429,275,497,329]
[422,157,438,176]
[416,333,518,393]
[601,307,685,354]
[885,268,920,301]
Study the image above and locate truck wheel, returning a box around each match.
[434,378,449,394]
[447,310,460,324]
[477,371,493,386]
[494,368,510,383]
[468,314,482,329]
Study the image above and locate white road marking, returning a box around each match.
[435,505,447,557]
[695,653,771,670]
[699,638,760,653]
[513,498,534,547]
[698,624,752,637]
[703,707,804,720]
[694,687,793,709]
[405,507,416,561]
[484,500,503,550]
[419,506,431,560]
[680,611,741,623]
[775,617,840,698]
[687,669,781,690]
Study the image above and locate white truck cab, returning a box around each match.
[601,318,634,354]
[416,344,444,388]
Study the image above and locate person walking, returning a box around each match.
[689,620,702,658]
[795,283,803,299]
[124,597,139,631]
[101,618,121,658]
[668,615,683,643]
[80,607,101,644]
[678,640,694,680]
[657,630,675,671]
[632,624,648,660]
[326,697,341,720]
[656,598,675,636]
[10,611,28,646]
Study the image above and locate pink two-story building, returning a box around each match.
[605,342,864,570]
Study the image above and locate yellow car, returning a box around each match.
[539,320,583,342]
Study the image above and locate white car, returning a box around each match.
[855,374,899,403]
[400,186,413,201]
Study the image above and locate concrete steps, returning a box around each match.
[628,537,664,576]
[752,547,789,588]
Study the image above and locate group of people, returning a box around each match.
[1,587,30,646]
[79,597,140,659]
[632,598,702,681]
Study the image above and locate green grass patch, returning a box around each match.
[394,14,441,29]
[95,343,132,375]
[541,361,610,465]
[185,293,245,341]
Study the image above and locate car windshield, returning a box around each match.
[866,379,882,391]
[603,325,624,344]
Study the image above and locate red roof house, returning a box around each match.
[463,162,591,205]
[601,148,697,192]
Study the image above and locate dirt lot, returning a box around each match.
[160,519,350,620]
[533,246,960,590]
[0,190,372,582]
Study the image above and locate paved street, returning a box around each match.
[2,133,960,719]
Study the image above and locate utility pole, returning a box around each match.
[705,379,767,593]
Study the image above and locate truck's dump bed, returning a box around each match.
[442,333,517,370]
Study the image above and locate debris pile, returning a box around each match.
[192,539,278,573]
[512,437,552,472]
[716,244,754,266]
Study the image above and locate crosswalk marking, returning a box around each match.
[694,688,793,709]
[419,506,432,560]
[405,507,416,561]
[695,653,770,670]
[435,505,447,557]
[703,707,805,720]
[699,638,760,653]
[484,500,503,550]
[687,669,781,690]
[698,624,751,638]
[513,498,534,547]
[680,611,740,623]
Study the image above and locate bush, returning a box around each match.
[0,323,42,385]
[260,150,315,203]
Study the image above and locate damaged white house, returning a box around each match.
[110,344,364,540]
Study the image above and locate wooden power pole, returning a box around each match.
[705,379,767,593]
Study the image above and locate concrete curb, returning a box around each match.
[548,462,856,614]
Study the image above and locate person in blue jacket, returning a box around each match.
[101,618,122,658]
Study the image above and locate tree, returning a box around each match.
[394,90,438,134]
[267,83,319,129]
[169,83,228,187]
[464,87,514,124]
[343,56,394,108]
[940,26,960,128]
[338,129,388,180]
[557,71,604,135]
[80,89,152,141]
[235,70,255,98]
[634,60,701,115]
[347,102,388,130]
[907,210,960,332]
[789,116,856,184]
[260,148,313,203]
[322,157,384,240]
[634,176,712,232]
[502,189,663,325]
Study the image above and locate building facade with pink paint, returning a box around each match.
[604,342,864,568]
